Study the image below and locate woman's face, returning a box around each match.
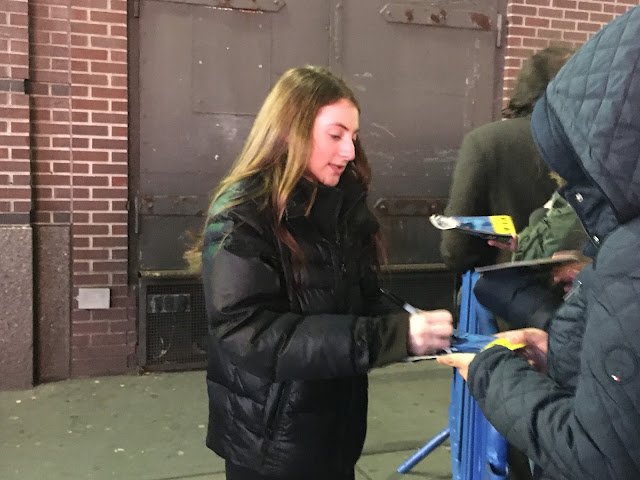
[305,98,359,187]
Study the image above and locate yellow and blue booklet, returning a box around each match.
[429,214,516,242]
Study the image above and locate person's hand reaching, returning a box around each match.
[495,328,549,374]
[407,310,454,356]
[487,234,518,252]
[551,250,592,292]
[436,353,475,380]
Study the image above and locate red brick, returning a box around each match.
[36,173,70,185]
[508,26,537,36]
[589,13,615,24]
[91,332,127,346]
[109,319,135,332]
[73,224,109,235]
[91,112,127,124]
[71,8,87,21]
[111,224,126,235]
[70,22,107,35]
[72,124,109,136]
[111,101,127,112]
[90,11,125,24]
[110,0,127,12]
[74,249,109,260]
[73,0,108,8]
[538,28,563,39]
[71,335,91,347]
[72,273,109,285]
[110,50,126,62]
[538,7,567,18]
[577,22,602,33]
[564,9,589,20]
[552,19,577,30]
[91,61,126,74]
[71,85,89,98]
[73,200,110,210]
[72,261,89,271]
[93,260,127,272]
[525,17,550,27]
[72,98,109,110]
[111,176,127,187]
[110,25,126,37]
[92,212,127,222]
[563,30,589,42]
[92,138,127,149]
[552,0,576,7]
[577,1,602,12]
[92,236,127,248]
[72,151,109,162]
[71,72,109,85]
[90,308,127,321]
[0,187,31,198]
[92,187,126,199]
[91,86,127,99]
[70,47,108,61]
[36,199,71,210]
[13,200,31,211]
[70,34,88,47]
[73,321,109,334]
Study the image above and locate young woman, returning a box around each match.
[185,65,453,480]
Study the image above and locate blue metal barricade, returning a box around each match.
[398,271,509,479]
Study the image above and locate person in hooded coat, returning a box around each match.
[438,6,640,480]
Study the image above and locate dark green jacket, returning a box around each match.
[513,191,588,261]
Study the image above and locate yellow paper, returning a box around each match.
[482,338,526,351]
[488,215,516,235]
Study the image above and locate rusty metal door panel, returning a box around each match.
[342,0,503,264]
[135,0,504,271]
[137,0,331,270]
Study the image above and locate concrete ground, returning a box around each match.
[0,361,454,480]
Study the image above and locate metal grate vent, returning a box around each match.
[144,282,207,368]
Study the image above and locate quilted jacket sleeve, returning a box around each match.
[202,206,409,383]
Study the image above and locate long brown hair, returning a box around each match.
[184,65,372,272]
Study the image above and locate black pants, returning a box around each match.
[225,461,355,480]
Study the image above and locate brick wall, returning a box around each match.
[503,0,639,107]
[1,0,31,222]
[1,0,133,379]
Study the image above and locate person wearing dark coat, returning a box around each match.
[440,46,573,273]
[185,65,454,480]
[438,6,640,479]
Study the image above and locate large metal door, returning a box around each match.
[134,0,505,272]
[132,0,505,367]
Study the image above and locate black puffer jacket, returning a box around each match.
[201,168,409,478]
[468,7,640,480]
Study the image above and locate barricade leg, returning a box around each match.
[396,427,450,474]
